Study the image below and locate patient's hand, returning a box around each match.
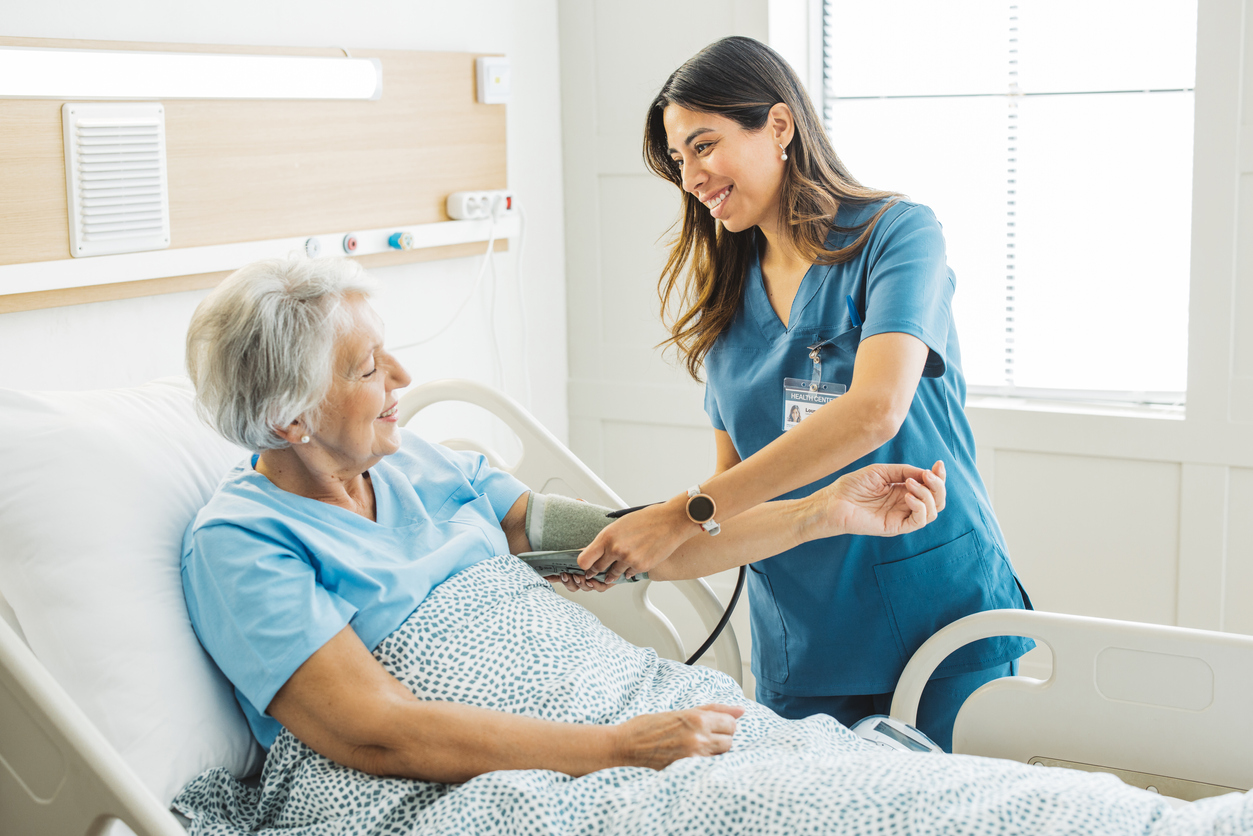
[546,573,611,593]
[611,704,744,769]
[813,460,946,539]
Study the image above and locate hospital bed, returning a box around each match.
[0,378,1248,836]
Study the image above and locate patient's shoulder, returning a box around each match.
[184,458,293,543]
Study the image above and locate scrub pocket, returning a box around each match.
[830,324,862,354]
[873,529,1014,672]
[823,325,862,390]
[747,564,790,684]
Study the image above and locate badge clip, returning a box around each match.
[806,339,833,391]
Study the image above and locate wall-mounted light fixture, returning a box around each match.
[0,46,382,100]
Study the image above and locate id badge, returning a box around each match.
[783,377,846,431]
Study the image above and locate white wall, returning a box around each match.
[1,0,569,445]
[557,0,769,690]
[559,0,1253,690]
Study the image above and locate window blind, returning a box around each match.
[820,0,1196,405]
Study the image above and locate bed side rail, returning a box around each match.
[889,609,1253,797]
[0,613,185,836]
[398,379,742,683]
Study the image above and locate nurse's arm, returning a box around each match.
[649,459,945,582]
[701,332,929,518]
[266,624,745,782]
[580,332,929,579]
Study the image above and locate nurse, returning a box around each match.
[576,36,1033,752]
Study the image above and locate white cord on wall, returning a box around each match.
[389,214,498,352]
[485,236,504,388]
[514,202,533,409]
[390,194,530,410]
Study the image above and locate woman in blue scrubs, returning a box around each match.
[576,36,1033,752]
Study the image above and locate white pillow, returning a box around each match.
[0,378,264,806]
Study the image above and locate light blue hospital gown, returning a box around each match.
[182,430,530,749]
[174,555,1253,836]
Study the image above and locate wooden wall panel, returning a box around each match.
[0,36,507,308]
[0,99,68,264]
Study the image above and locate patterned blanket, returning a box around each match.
[174,554,1252,835]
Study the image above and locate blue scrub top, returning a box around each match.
[704,199,1032,696]
[181,430,529,747]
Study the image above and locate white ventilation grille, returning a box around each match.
[62,102,171,258]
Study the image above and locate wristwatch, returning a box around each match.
[686,485,721,536]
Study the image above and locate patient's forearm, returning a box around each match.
[368,699,619,782]
[270,625,623,782]
[356,694,742,782]
[268,573,747,781]
[649,499,817,581]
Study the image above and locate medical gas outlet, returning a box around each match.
[387,231,414,250]
[446,190,515,221]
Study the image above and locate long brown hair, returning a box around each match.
[644,36,899,380]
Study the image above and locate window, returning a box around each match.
[821,1,1197,405]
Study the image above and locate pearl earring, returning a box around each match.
[300,435,310,444]
[779,143,788,161]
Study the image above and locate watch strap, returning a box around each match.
[686,485,721,536]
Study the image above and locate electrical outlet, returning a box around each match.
[446,190,515,220]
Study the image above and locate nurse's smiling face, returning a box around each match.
[664,104,793,235]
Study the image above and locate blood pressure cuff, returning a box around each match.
[524,492,615,552]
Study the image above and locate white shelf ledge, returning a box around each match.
[0,215,520,296]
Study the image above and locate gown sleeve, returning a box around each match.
[432,446,530,522]
[182,523,357,717]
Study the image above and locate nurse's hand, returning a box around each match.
[813,460,946,538]
[576,495,696,583]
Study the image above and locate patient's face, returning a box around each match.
[312,295,411,469]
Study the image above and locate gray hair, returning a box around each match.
[186,256,376,451]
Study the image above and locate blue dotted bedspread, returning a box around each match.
[173,554,1253,835]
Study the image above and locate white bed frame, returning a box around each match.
[891,609,1253,800]
[1,379,1249,836]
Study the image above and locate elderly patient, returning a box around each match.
[182,256,943,781]
[178,257,1248,836]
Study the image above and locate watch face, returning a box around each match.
[687,494,715,523]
